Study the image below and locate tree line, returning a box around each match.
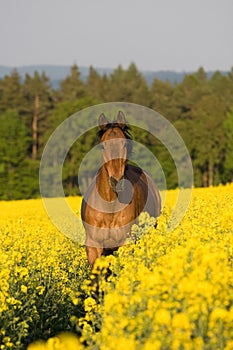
[0,63,233,200]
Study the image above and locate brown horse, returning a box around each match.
[81,111,161,267]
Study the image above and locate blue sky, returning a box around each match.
[1,0,232,71]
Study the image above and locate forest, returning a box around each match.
[0,62,233,200]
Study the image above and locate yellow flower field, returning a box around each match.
[0,185,233,349]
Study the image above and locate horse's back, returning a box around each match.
[125,164,161,218]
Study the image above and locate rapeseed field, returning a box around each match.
[0,185,233,349]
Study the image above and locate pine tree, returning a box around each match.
[150,78,174,119]
[106,63,149,104]
[224,106,233,182]
[43,96,98,195]
[172,67,209,121]
[59,64,86,102]
[86,65,108,101]
[0,110,32,199]
[0,69,24,113]
[188,94,226,186]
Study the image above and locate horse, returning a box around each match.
[81,111,161,268]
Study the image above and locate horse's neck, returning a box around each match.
[96,166,117,202]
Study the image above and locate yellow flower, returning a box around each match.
[1,185,233,349]
[225,340,233,350]
[36,286,45,295]
[21,285,28,293]
[144,340,161,350]
[155,308,171,326]
[210,307,229,322]
[103,336,136,350]
[27,333,82,350]
[27,340,46,350]
[172,313,192,331]
[72,297,79,306]
[84,297,97,313]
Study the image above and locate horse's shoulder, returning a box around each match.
[81,175,97,206]
[127,163,155,181]
[125,163,160,196]
[125,163,143,175]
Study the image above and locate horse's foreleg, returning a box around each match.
[86,246,103,269]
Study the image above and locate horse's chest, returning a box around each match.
[83,181,139,222]
[85,200,137,228]
[103,205,136,227]
[83,197,137,248]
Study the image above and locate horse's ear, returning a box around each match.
[116,111,126,129]
[99,113,109,129]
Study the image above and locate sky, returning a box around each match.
[0,0,233,72]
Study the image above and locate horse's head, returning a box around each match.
[98,111,132,192]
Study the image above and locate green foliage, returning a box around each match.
[0,110,33,199]
[106,63,150,105]
[0,69,24,113]
[62,126,99,196]
[59,64,86,102]
[0,64,233,199]
[22,71,54,160]
[150,78,174,118]
[86,66,109,101]
[224,106,233,181]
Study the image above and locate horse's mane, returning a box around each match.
[97,122,132,139]
[97,122,133,156]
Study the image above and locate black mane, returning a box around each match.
[97,122,133,156]
[97,122,132,140]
